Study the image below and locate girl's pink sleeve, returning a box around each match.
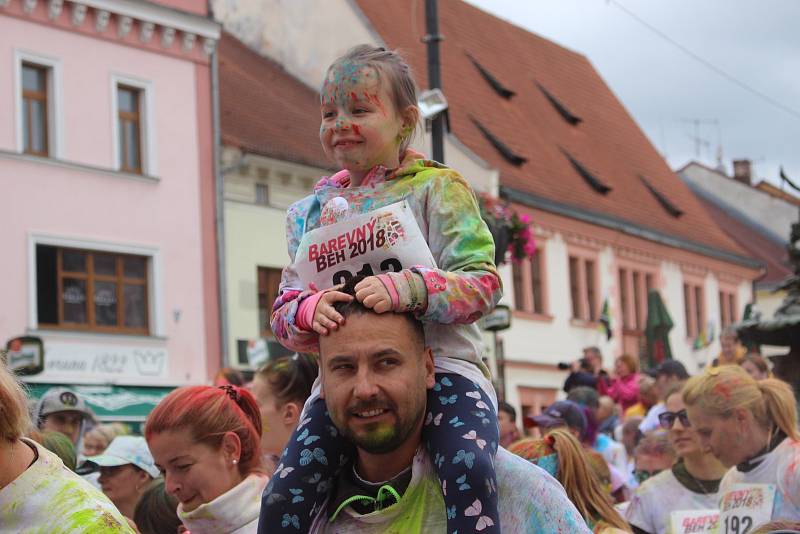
[411,171,502,324]
[270,205,320,354]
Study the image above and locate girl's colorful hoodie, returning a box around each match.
[271,153,502,365]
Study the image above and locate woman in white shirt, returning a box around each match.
[626,383,727,534]
[145,385,269,534]
[684,365,800,521]
[0,364,133,532]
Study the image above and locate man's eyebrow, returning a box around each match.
[372,348,402,359]
[327,355,353,367]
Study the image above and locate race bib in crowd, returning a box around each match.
[718,484,776,534]
[295,200,436,289]
[670,509,719,534]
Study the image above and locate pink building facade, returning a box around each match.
[0,0,221,405]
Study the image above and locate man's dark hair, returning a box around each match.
[655,360,689,380]
[332,275,425,344]
[497,401,516,422]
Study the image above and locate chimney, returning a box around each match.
[732,159,752,185]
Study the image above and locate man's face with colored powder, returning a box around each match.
[318,309,435,454]
[319,64,408,175]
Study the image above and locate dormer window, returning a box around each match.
[466,53,515,99]
[536,81,581,125]
[561,149,611,194]
[471,117,527,166]
[640,175,683,217]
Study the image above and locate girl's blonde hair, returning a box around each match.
[324,45,421,152]
[0,364,31,441]
[683,365,799,440]
[509,428,630,532]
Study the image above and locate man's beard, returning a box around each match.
[335,398,425,454]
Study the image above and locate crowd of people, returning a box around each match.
[2,308,800,533]
[2,42,800,534]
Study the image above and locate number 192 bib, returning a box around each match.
[295,200,437,289]
[719,483,776,534]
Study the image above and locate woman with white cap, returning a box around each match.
[86,435,160,520]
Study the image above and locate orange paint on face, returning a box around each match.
[364,91,388,116]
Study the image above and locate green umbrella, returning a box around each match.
[644,289,674,370]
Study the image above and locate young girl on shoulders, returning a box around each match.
[261,45,503,534]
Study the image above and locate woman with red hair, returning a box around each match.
[145,385,267,533]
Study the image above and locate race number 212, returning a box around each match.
[332,258,402,286]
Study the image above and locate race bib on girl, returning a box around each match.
[670,509,719,534]
[295,200,436,289]
[718,484,776,534]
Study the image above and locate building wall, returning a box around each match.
[680,164,796,242]
[0,9,217,386]
[222,149,325,362]
[498,205,757,411]
[212,0,375,89]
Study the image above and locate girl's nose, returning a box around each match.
[334,117,351,132]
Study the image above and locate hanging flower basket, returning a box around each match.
[478,193,536,265]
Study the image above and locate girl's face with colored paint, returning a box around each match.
[320,64,412,181]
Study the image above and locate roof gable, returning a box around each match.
[354,0,746,259]
[218,32,331,170]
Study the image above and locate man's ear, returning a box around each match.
[424,347,435,389]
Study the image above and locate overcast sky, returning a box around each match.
[465,0,800,188]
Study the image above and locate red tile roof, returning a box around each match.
[754,181,800,207]
[698,197,790,287]
[354,0,748,260]
[219,32,331,170]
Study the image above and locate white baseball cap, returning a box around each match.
[85,436,160,478]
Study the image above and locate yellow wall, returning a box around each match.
[224,199,290,360]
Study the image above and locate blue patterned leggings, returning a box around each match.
[257,372,500,534]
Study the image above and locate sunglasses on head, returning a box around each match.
[658,409,690,430]
[634,468,663,484]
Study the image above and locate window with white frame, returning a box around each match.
[512,245,546,315]
[683,281,705,338]
[112,75,154,175]
[117,85,143,173]
[16,51,62,158]
[36,244,150,334]
[255,183,270,206]
[719,289,737,329]
[618,267,655,332]
[21,63,49,156]
[568,254,598,322]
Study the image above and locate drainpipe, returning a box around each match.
[210,43,229,370]
[424,0,445,163]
